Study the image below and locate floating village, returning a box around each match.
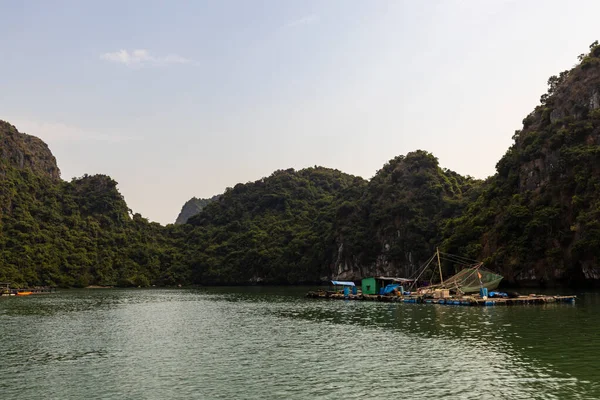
[1,250,577,306]
[307,250,577,306]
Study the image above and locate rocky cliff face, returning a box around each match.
[0,120,60,180]
[515,59,600,193]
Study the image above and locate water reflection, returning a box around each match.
[0,288,598,399]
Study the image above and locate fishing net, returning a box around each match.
[440,266,503,293]
[408,251,504,294]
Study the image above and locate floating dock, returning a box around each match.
[305,291,576,306]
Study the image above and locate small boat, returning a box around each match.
[16,291,32,296]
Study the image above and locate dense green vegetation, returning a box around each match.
[0,121,185,287]
[0,167,184,287]
[4,41,600,287]
[183,168,366,284]
[332,150,480,278]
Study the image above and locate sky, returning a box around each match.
[2,0,600,225]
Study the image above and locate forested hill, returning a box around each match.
[177,153,479,285]
[329,150,481,281]
[183,167,367,284]
[0,121,183,287]
[5,41,600,287]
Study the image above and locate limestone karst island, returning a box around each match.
[3,2,600,395]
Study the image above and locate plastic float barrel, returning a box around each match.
[480,288,488,298]
[344,287,349,298]
[484,301,494,306]
[352,286,357,295]
[438,299,445,304]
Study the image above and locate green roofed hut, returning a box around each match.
[361,277,414,295]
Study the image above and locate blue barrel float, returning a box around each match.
[344,287,349,298]
[480,287,488,297]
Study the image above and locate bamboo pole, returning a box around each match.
[436,247,444,285]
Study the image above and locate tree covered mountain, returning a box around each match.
[0,121,183,287]
[5,41,600,287]
[331,150,480,281]
[176,153,478,285]
[183,167,366,284]
[443,41,600,286]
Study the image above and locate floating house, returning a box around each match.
[308,250,576,306]
[361,277,414,295]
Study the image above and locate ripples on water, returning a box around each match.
[1,288,599,399]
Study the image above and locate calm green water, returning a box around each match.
[1,287,599,399]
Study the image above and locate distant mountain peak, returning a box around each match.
[174,195,219,224]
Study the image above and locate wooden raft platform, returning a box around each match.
[306,291,576,306]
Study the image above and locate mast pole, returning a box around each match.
[436,247,444,285]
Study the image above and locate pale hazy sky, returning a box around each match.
[1,0,599,224]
